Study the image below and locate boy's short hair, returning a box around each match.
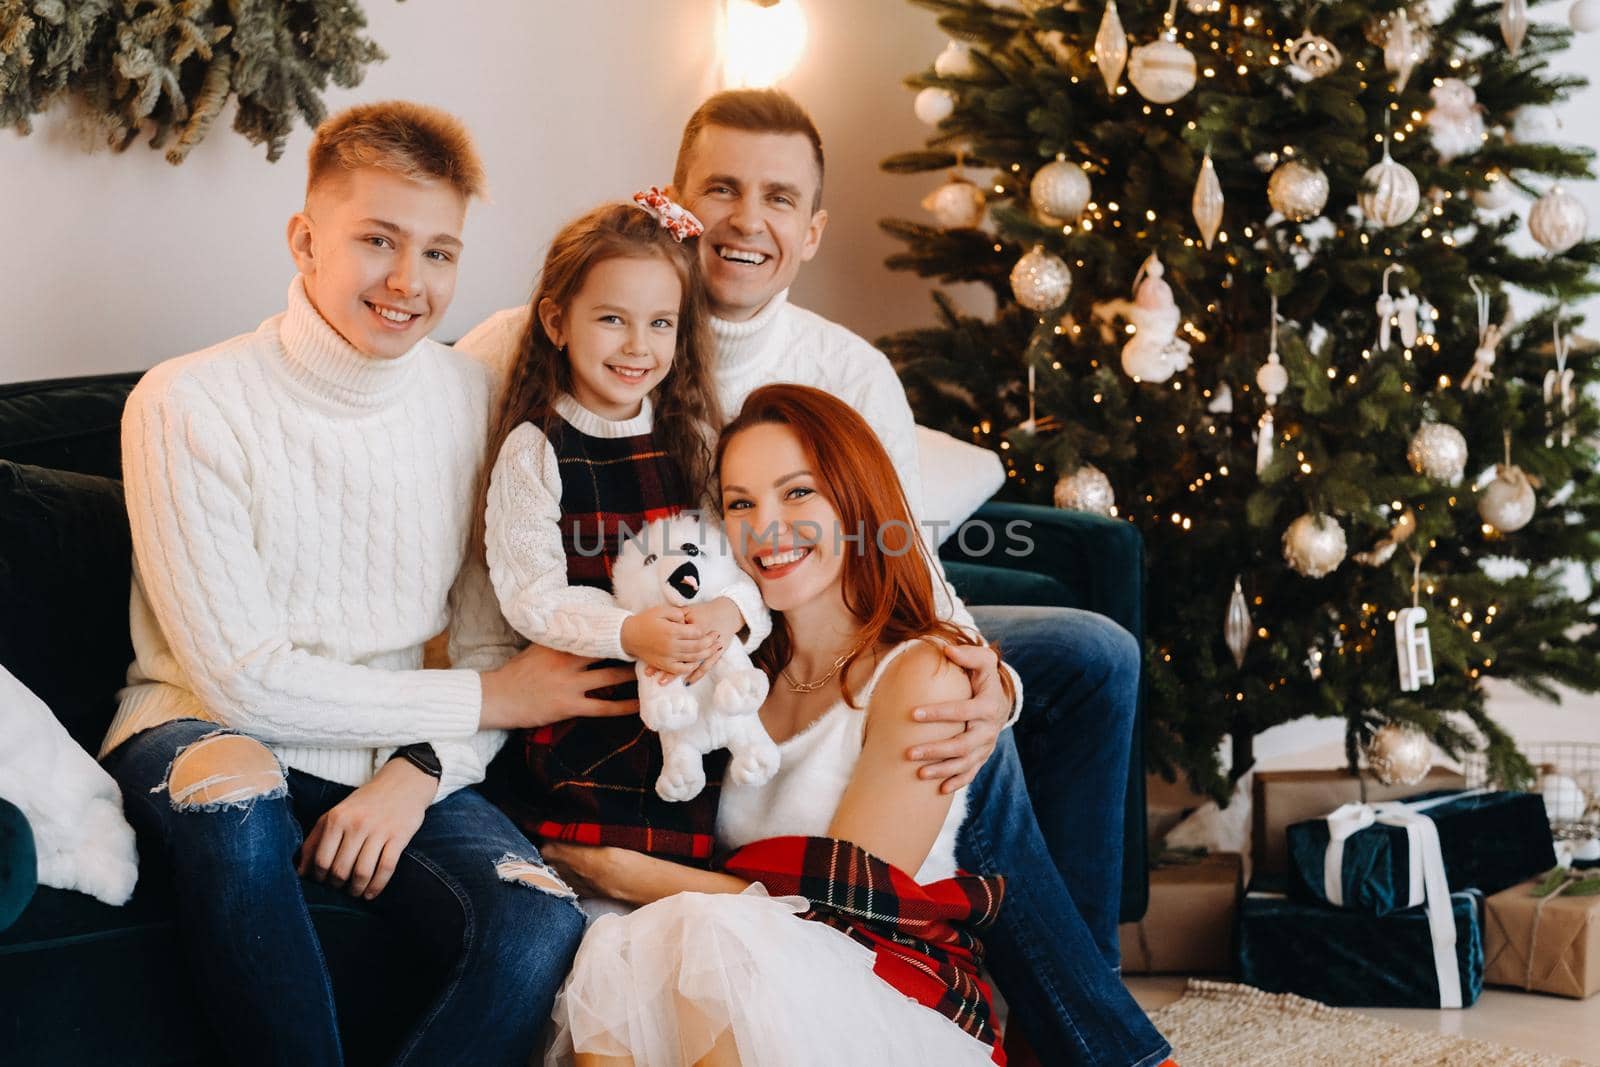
[306,101,486,202]
[673,89,825,210]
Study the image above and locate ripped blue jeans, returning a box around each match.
[103,719,585,1067]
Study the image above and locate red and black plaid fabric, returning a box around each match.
[721,835,1007,1064]
[486,413,724,864]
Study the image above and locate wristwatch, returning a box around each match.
[388,742,442,780]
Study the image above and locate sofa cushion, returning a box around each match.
[0,799,36,933]
[0,873,430,1066]
[944,560,1072,608]
[0,461,134,755]
[0,373,141,480]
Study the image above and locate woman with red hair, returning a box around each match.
[541,383,1014,1066]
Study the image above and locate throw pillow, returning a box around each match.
[915,426,1004,546]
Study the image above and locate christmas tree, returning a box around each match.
[881,0,1600,799]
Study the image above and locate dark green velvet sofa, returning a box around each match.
[0,371,1147,1066]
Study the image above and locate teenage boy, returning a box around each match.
[100,102,632,1067]
[459,89,1171,1066]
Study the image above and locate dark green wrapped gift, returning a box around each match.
[1238,889,1485,1008]
[1285,789,1554,915]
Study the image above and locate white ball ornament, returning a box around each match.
[1054,464,1115,517]
[1573,0,1600,32]
[1128,35,1197,104]
[1530,186,1589,254]
[914,87,957,126]
[1283,513,1347,578]
[1541,773,1587,822]
[922,178,987,230]
[1256,353,1288,399]
[1407,423,1469,485]
[1360,154,1421,228]
[1473,168,1516,211]
[1010,245,1073,311]
[935,41,979,78]
[1030,158,1092,222]
[1268,160,1330,222]
[1478,463,1537,532]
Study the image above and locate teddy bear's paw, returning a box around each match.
[642,687,699,732]
[713,669,769,715]
[728,741,781,786]
[655,760,706,802]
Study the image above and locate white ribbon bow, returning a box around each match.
[1321,789,1488,1009]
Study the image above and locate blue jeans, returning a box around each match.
[104,719,586,1067]
[962,606,1169,1067]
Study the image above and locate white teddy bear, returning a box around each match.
[610,514,780,802]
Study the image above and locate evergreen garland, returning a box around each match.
[1,0,394,163]
[882,0,1600,798]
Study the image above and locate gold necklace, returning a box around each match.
[781,643,864,694]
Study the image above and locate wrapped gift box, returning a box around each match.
[1252,767,1466,877]
[1237,889,1485,1008]
[1285,790,1555,914]
[1483,876,1600,999]
[1118,851,1242,975]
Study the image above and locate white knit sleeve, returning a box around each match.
[839,343,1025,722]
[428,546,518,799]
[120,380,483,748]
[485,422,633,660]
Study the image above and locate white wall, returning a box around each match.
[0,0,945,381]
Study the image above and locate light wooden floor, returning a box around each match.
[1126,975,1600,1064]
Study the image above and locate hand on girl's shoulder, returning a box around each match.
[869,640,971,729]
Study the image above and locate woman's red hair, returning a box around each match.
[715,384,1012,708]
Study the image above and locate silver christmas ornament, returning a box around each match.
[1030,157,1092,222]
[1094,0,1129,94]
[1283,513,1347,579]
[935,40,979,78]
[1501,0,1530,55]
[1192,150,1224,249]
[1011,245,1073,311]
[922,178,987,230]
[1473,168,1516,211]
[1366,722,1433,785]
[1382,9,1428,93]
[1053,464,1115,517]
[1287,30,1341,79]
[1407,423,1469,485]
[914,87,957,126]
[1268,160,1329,222]
[1185,0,1222,12]
[1478,463,1537,532]
[1359,151,1421,228]
[1224,576,1252,670]
[1574,0,1600,32]
[1128,34,1196,104]
[1530,186,1589,254]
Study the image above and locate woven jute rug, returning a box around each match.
[1149,980,1589,1067]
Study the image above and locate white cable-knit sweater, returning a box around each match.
[102,278,518,800]
[457,291,1022,712]
[484,393,770,658]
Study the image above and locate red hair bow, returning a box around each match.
[633,187,704,242]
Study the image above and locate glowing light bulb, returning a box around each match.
[723,0,808,88]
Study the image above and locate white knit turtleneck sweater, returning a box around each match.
[103,278,517,799]
[457,291,1022,713]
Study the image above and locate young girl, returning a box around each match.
[542,384,1016,1067]
[477,198,769,876]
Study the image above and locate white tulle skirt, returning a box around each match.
[543,886,996,1067]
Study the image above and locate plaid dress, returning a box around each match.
[722,835,1007,1063]
[484,407,727,863]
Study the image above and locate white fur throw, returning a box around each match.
[0,665,138,905]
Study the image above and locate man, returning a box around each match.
[459,89,1170,1065]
